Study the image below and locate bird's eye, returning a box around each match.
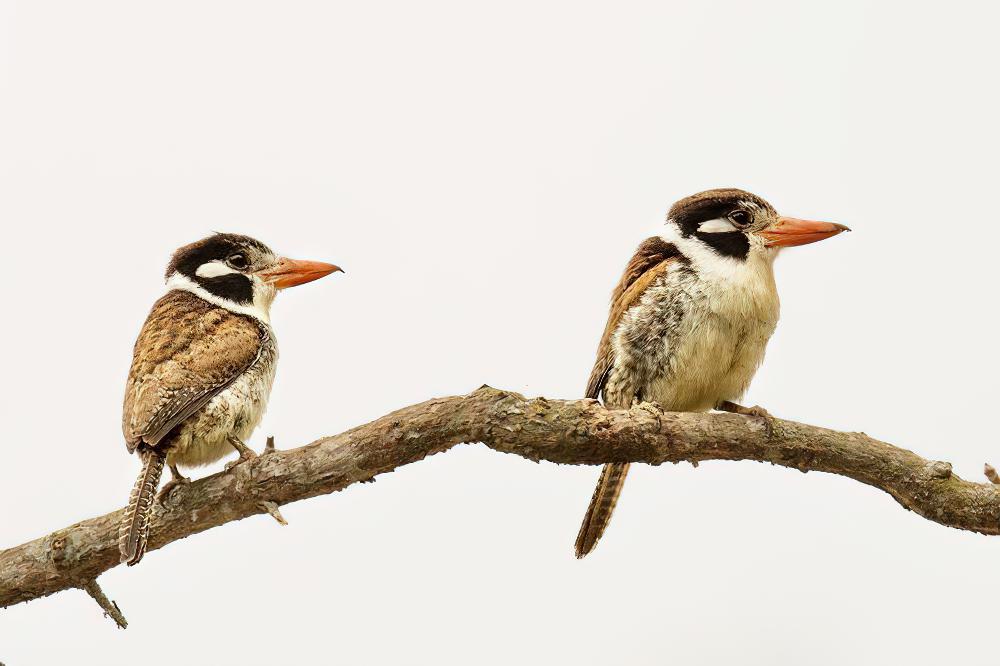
[227,253,249,270]
[728,210,751,227]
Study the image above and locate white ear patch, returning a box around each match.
[697,218,739,234]
[195,260,239,278]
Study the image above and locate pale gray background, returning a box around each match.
[2,1,999,664]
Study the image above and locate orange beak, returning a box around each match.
[760,217,851,248]
[257,257,343,290]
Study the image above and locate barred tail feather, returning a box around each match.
[574,462,630,558]
[119,450,165,566]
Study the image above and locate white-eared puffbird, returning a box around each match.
[575,188,849,557]
[119,233,341,565]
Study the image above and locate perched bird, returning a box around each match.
[119,233,341,565]
[575,188,849,557]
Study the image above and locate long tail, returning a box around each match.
[119,449,165,566]
[574,462,630,558]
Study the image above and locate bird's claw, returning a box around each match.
[224,450,258,472]
[718,401,776,437]
[157,476,191,505]
[636,402,663,430]
[744,405,775,437]
[225,436,259,471]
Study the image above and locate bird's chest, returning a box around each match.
[170,335,279,467]
[608,261,779,411]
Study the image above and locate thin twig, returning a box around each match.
[258,501,288,526]
[82,579,127,629]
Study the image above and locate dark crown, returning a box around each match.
[166,233,273,280]
[165,233,274,306]
[668,188,776,261]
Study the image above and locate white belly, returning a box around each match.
[608,250,779,412]
[646,301,777,411]
[167,343,277,468]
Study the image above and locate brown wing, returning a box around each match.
[576,237,683,557]
[585,237,682,401]
[122,290,265,452]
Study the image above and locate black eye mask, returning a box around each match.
[194,272,255,305]
[693,229,751,260]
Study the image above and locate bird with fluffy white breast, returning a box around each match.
[575,188,849,558]
[119,233,341,566]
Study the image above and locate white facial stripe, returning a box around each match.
[166,272,274,324]
[195,260,239,278]
[661,223,775,279]
[697,217,738,234]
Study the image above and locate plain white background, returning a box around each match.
[2,1,999,664]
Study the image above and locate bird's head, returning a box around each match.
[164,233,342,321]
[665,188,849,263]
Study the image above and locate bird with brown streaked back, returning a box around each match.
[120,233,342,566]
[575,189,849,557]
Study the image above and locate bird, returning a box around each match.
[119,233,341,566]
[574,188,849,558]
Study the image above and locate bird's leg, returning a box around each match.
[224,435,258,471]
[157,464,191,504]
[635,401,663,431]
[717,400,775,437]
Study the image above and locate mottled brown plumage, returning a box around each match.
[123,291,266,452]
[120,450,165,567]
[119,291,270,565]
[575,188,848,557]
[118,233,340,566]
[584,238,684,403]
[576,240,685,558]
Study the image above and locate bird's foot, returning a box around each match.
[636,402,664,430]
[718,401,775,437]
[224,436,258,471]
[157,477,191,504]
[157,465,191,505]
[224,451,258,471]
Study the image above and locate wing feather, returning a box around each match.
[122,291,265,452]
[585,237,683,401]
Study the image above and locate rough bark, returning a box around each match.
[2,386,999,613]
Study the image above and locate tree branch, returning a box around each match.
[82,579,127,629]
[3,386,999,611]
